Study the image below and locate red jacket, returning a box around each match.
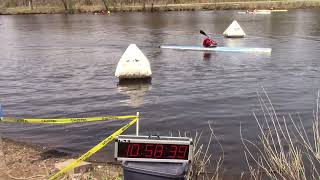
[203,37,217,47]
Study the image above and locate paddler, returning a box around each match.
[200,30,218,48]
[202,36,217,48]
[246,9,256,14]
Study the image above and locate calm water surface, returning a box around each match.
[0,10,320,177]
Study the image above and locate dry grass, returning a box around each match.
[74,5,105,13]
[241,89,320,180]
[58,163,122,180]
[0,6,65,15]
[187,123,224,180]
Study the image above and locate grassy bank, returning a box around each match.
[1,0,320,15]
[114,0,320,12]
[1,6,65,15]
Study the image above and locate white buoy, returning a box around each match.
[223,20,246,38]
[115,44,152,80]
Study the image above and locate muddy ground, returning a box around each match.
[0,137,122,180]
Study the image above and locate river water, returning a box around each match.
[0,10,320,177]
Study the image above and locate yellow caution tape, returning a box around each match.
[0,115,138,124]
[49,116,139,180]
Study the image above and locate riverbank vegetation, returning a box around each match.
[241,90,320,179]
[191,90,320,179]
[1,91,320,179]
[1,0,320,14]
[188,124,224,180]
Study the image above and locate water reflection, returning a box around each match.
[203,52,220,61]
[117,79,152,107]
[203,53,212,61]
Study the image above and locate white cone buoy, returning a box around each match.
[223,20,246,38]
[115,44,152,80]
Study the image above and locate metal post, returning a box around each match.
[136,112,139,136]
[0,104,3,120]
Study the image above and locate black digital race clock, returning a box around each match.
[115,135,193,163]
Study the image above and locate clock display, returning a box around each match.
[117,142,190,160]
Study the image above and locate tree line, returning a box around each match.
[0,0,161,12]
[1,0,276,13]
[2,0,110,12]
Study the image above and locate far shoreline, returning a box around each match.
[1,0,320,15]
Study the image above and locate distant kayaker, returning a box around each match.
[202,37,217,48]
[200,30,218,48]
[246,9,257,14]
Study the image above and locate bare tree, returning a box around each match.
[60,0,68,11]
[101,0,109,11]
[143,0,146,11]
[151,0,155,12]
[28,0,33,10]
[60,0,74,13]
[84,0,92,5]
[67,0,74,13]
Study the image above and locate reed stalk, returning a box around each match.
[187,123,224,180]
[241,89,320,179]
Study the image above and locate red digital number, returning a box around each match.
[177,145,188,159]
[126,144,131,157]
[154,144,163,158]
[130,144,140,157]
[168,145,178,158]
[144,144,154,158]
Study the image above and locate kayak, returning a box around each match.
[237,11,271,14]
[160,45,272,53]
[257,9,288,12]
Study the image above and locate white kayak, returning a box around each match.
[160,45,272,53]
[237,11,271,15]
[257,9,288,12]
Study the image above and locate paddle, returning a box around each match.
[200,30,209,37]
[200,30,223,37]
[200,30,222,45]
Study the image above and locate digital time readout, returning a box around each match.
[117,142,190,160]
